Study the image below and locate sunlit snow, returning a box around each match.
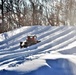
[0,26,76,75]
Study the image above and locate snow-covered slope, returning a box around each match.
[0,26,76,75]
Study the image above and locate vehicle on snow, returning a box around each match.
[20,35,41,48]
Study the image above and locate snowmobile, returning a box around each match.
[20,35,41,48]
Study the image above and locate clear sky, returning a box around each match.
[0,0,1,3]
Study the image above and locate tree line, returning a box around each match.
[0,0,76,33]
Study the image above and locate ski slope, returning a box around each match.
[0,26,76,75]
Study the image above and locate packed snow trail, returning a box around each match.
[0,26,76,75]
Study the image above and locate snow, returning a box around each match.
[7,59,47,72]
[0,26,76,75]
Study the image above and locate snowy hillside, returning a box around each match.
[0,26,76,75]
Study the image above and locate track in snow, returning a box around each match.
[0,26,76,71]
